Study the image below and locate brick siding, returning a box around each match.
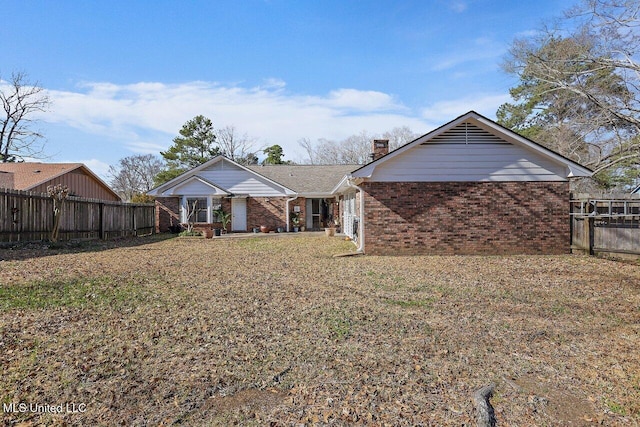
[247,197,289,231]
[361,181,569,255]
[155,197,180,233]
[155,197,232,232]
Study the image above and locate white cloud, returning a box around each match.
[449,1,468,13]
[44,80,424,161]
[420,93,511,123]
[430,37,506,71]
[325,89,403,112]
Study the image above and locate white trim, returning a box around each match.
[162,175,231,197]
[181,195,223,223]
[351,111,592,180]
[346,178,365,253]
[148,156,296,196]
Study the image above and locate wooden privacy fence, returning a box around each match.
[571,194,640,259]
[0,188,155,243]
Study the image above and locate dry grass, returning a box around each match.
[1,234,639,426]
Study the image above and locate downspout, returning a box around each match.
[346,177,365,253]
[286,195,298,232]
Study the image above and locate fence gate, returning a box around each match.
[570,194,640,259]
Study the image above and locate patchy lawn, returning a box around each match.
[1,234,639,426]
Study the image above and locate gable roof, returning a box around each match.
[0,162,120,199]
[247,164,358,195]
[350,110,593,181]
[148,155,297,197]
[167,175,232,196]
[0,162,85,190]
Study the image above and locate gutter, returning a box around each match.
[346,177,365,253]
[285,195,299,232]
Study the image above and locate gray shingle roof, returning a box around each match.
[247,164,358,194]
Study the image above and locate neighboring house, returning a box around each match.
[148,111,593,255]
[0,162,121,201]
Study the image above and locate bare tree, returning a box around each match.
[297,137,316,164]
[0,72,51,162]
[109,154,164,201]
[382,126,420,150]
[499,0,640,187]
[216,125,259,164]
[299,127,420,165]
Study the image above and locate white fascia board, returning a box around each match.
[331,174,365,194]
[147,155,297,196]
[472,115,592,178]
[164,175,231,196]
[147,155,227,196]
[350,111,592,180]
[349,115,470,179]
[299,192,336,198]
[331,174,354,194]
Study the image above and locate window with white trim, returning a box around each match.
[182,197,224,223]
[185,197,208,223]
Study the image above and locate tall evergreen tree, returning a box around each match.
[155,115,219,185]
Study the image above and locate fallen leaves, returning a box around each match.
[0,235,639,425]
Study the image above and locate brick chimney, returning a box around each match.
[370,139,389,162]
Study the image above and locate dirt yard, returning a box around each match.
[1,234,639,426]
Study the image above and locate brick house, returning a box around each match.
[148,111,591,254]
[147,156,355,234]
[333,111,592,255]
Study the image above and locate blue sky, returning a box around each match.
[1,0,570,179]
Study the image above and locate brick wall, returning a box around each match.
[361,181,569,255]
[155,197,180,232]
[246,197,289,231]
[155,197,232,232]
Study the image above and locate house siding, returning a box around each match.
[30,170,121,201]
[197,161,290,196]
[366,123,567,182]
[361,181,569,255]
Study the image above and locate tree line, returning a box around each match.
[108,116,419,201]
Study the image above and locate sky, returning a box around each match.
[1,0,571,180]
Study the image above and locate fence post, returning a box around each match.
[99,202,105,240]
[585,199,594,256]
[132,205,137,236]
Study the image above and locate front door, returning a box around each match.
[306,198,325,230]
[231,198,247,231]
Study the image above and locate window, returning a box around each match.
[185,197,208,223]
[182,197,224,223]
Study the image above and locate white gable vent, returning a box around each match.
[423,122,511,145]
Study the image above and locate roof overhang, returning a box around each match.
[331,174,365,194]
[350,111,593,180]
[147,155,297,197]
[157,175,232,197]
